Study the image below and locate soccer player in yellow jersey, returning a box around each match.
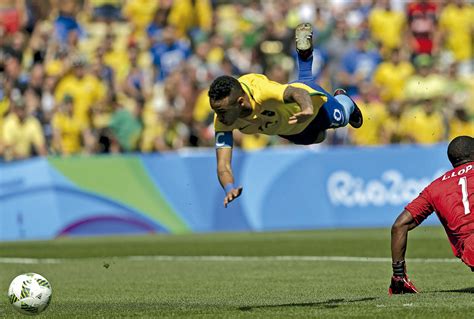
[209,23,364,207]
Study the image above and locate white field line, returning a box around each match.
[0,255,460,264]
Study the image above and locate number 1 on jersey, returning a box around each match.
[459,177,471,215]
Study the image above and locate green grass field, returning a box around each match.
[0,227,472,318]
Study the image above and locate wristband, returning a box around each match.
[392,260,405,277]
[224,183,235,194]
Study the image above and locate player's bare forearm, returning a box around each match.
[391,223,408,263]
[284,86,313,113]
[284,86,314,124]
[216,147,234,188]
[217,168,234,188]
[216,147,243,207]
[391,210,418,262]
[389,210,420,295]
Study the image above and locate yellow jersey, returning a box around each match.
[2,113,45,159]
[193,89,212,123]
[373,61,414,102]
[382,115,410,143]
[55,74,106,127]
[52,113,84,155]
[449,118,474,141]
[439,4,474,61]
[0,97,9,136]
[368,9,405,50]
[401,107,445,144]
[349,100,388,145]
[168,0,213,36]
[214,74,327,136]
[122,0,159,35]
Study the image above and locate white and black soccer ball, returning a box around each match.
[8,273,52,315]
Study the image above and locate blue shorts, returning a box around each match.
[279,80,336,145]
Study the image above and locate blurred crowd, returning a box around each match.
[0,0,473,161]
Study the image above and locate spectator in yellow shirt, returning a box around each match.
[101,32,130,83]
[449,108,474,141]
[122,0,159,37]
[0,80,10,130]
[122,45,152,100]
[349,84,388,146]
[193,89,212,125]
[0,93,9,157]
[439,0,474,62]
[55,56,106,128]
[401,99,446,144]
[380,101,410,144]
[404,55,448,102]
[167,0,213,38]
[373,49,414,102]
[52,95,93,155]
[368,0,406,51]
[2,98,47,161]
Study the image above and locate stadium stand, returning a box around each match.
[0,0,472,161]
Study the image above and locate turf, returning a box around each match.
[0,227,472,318]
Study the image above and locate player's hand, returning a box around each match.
[224,186,243,208]
[388,275,419,295]
[288,109,313,125]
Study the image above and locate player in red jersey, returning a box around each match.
[389,135,474,295]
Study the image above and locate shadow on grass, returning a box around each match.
[434,287,474,294]
[238,297,377,311]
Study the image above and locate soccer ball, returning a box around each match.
[8,273,52,315]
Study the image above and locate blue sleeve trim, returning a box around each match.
[215,131,233,149]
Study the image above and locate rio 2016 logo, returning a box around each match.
[327,169,446,207]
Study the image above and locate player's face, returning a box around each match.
[212,96,244,126]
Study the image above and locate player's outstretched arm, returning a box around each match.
[216,146,242,208]
[389,210,419,295]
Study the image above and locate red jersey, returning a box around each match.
[405,162,474,257]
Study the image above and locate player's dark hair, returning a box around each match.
[447,135,474,167]
[208,76,243,101]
